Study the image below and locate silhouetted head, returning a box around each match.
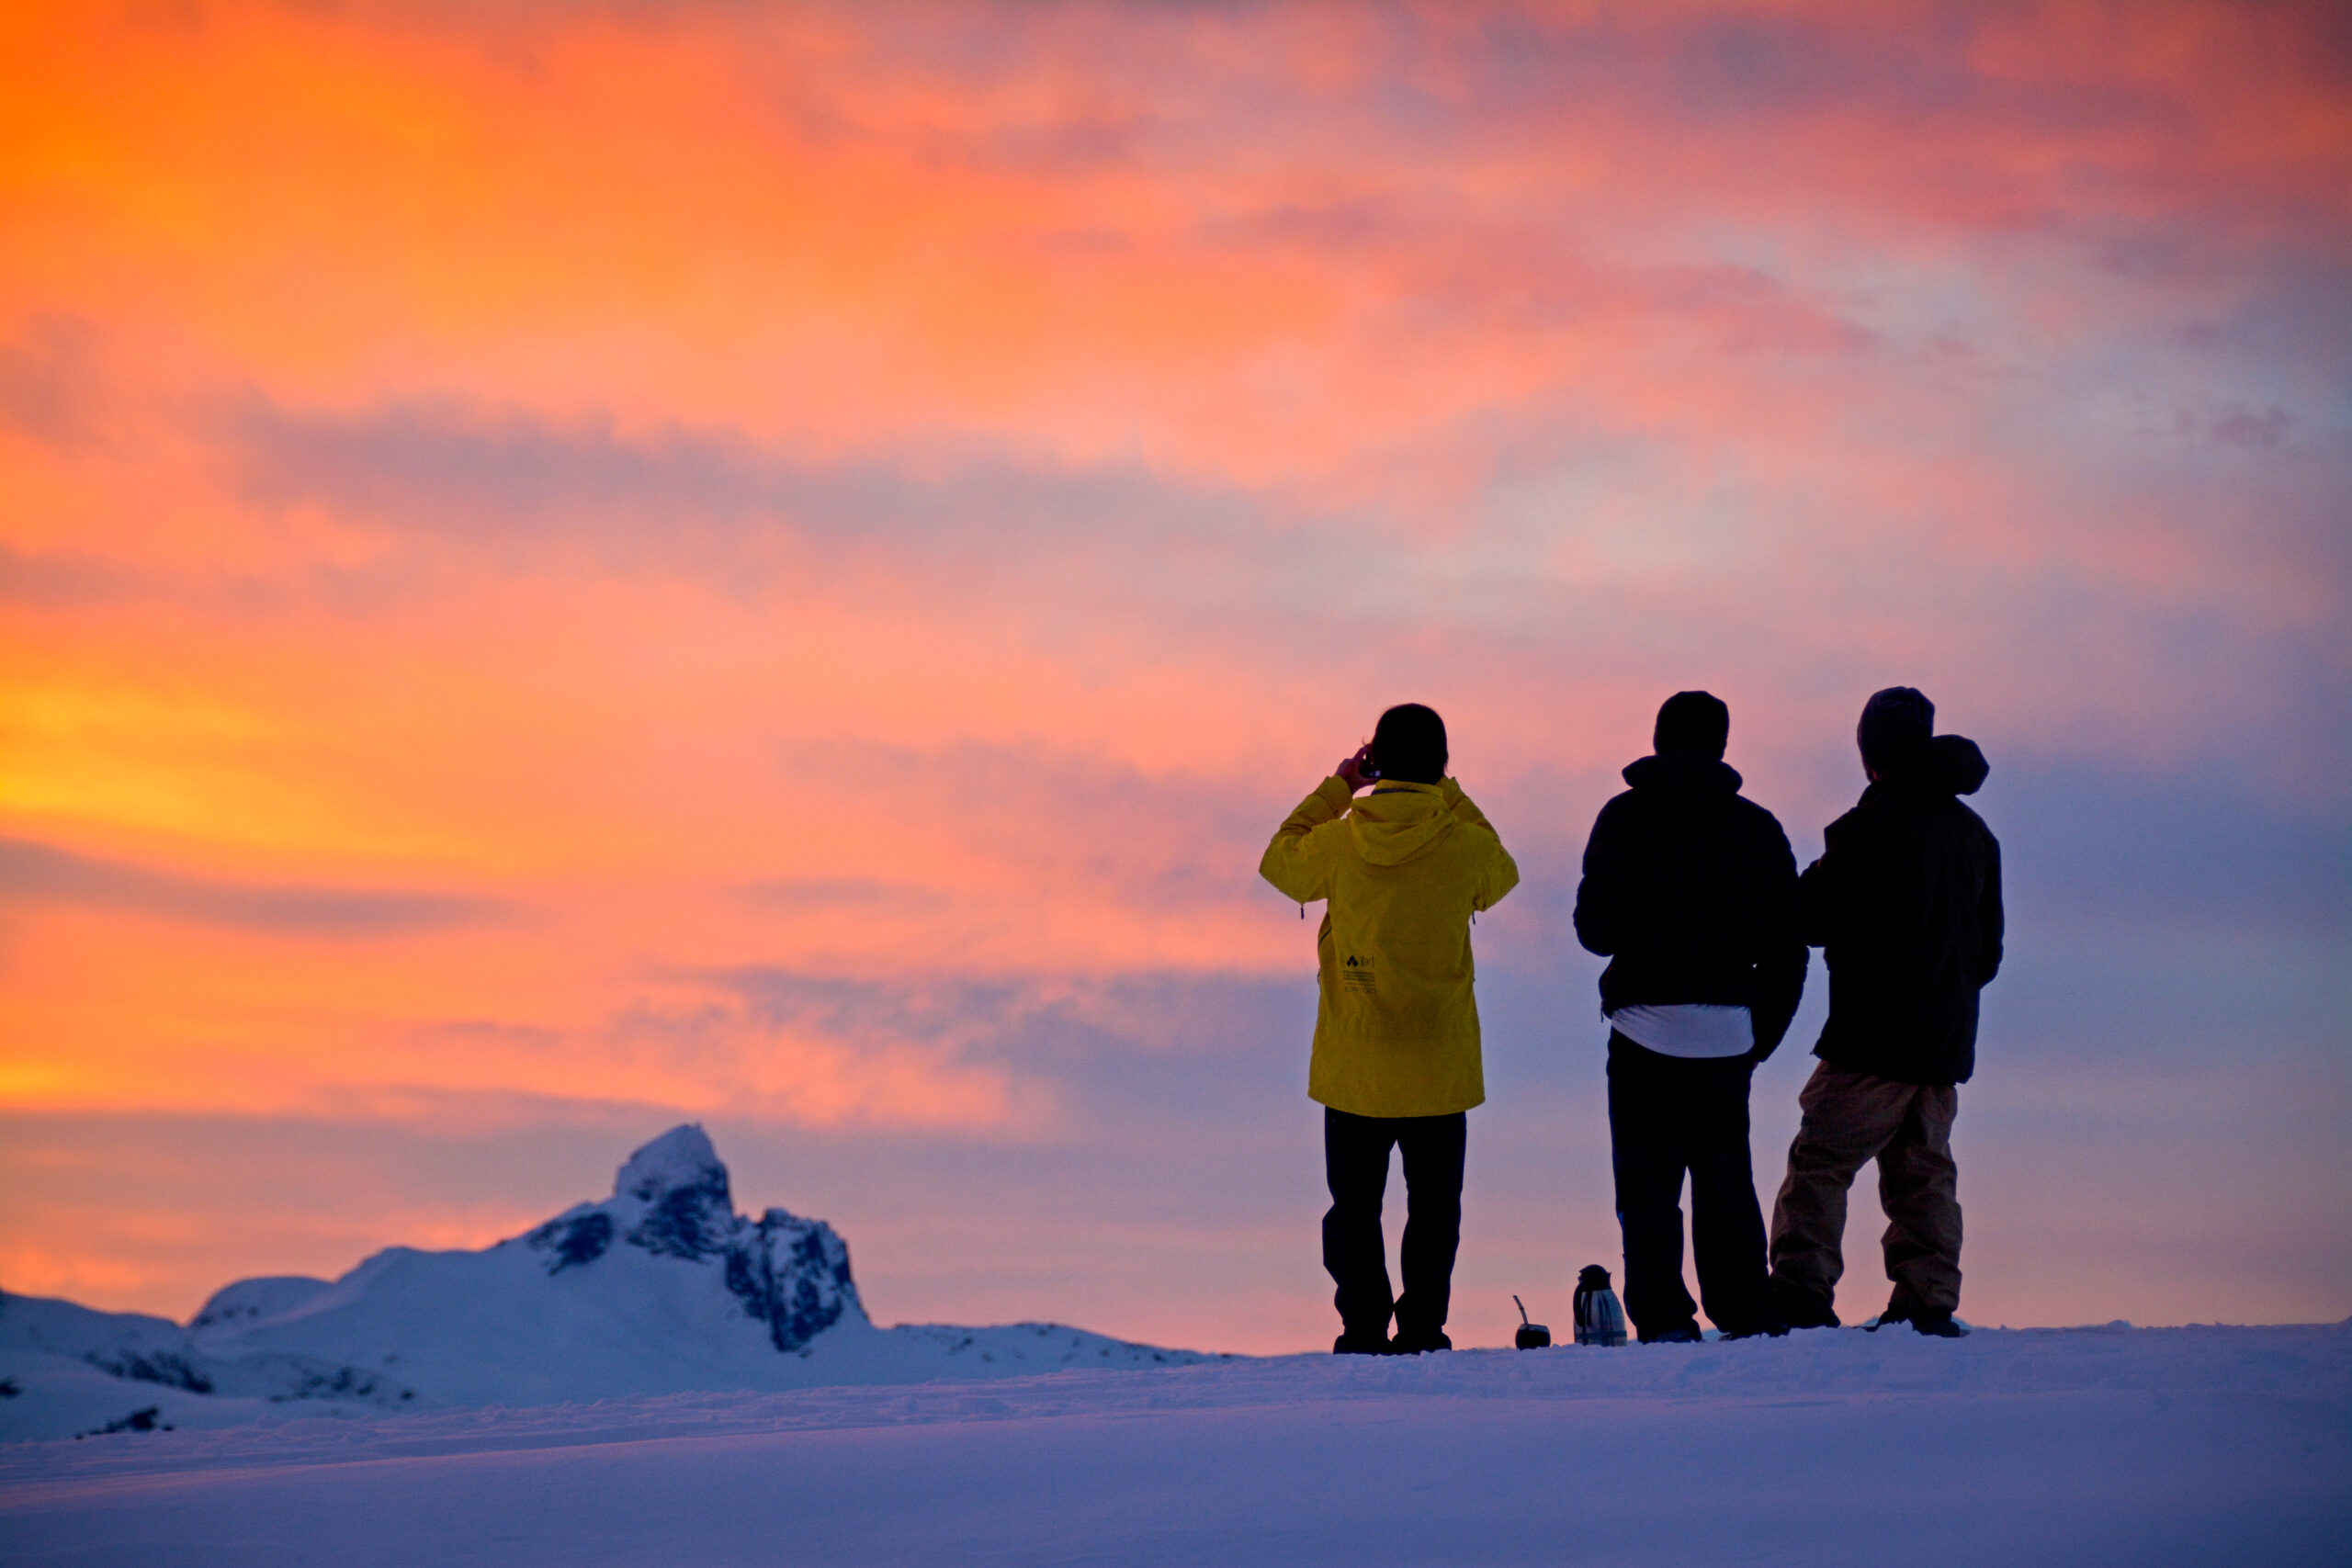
[1653,691,1730,760]
[1858,686,1935,773]
[1371,703,1448,784]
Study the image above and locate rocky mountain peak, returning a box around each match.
[614,1124,729,1207]
[524,1123,864,1352]
[608,1123,736,1263]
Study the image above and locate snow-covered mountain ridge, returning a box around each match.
[1,1125,1221,1442]
[516,1124,858,1353]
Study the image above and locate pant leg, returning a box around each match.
[1768,1064,1911,1310]
[1877,1085,1962,1315]
[1322,1108,1397,1337]
[1608,1033,1701,1339]
[1686,1055,1772,1335]
[1393,1111,1467,1344]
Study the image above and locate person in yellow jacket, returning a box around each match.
[1260,703,1520,1353]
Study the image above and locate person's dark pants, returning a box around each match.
[1606,1032,1773,1339]
[1323,1107,1466,1347]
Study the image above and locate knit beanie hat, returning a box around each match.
[1653,691,1730,758]
[1371,702,1448,784]
[1858,686,1934,771]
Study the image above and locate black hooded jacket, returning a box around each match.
[1804,736,2004,1085]
[1573,753,1808,1059]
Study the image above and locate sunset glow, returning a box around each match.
[4,2,2346,1350]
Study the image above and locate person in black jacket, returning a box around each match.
[1768,687,2003,1338]
[1574,692,1808,1342]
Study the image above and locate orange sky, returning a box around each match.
[3,1,2346,1348]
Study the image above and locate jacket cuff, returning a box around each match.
[1313,775,1356,812]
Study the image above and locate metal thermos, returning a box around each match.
[1513,1294,1551,1349]
[1573,1264,1628,1347]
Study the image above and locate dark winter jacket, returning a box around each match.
[1804,736,2004,1085]
[1573,753,1809,1060]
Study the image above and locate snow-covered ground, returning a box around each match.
[5,1320,2344,1566]
[6,1125,2342,1562]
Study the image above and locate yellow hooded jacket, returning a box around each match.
[1260,776,1521,1118]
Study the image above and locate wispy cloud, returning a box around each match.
[0,315,107,451]
[0,838,505,938]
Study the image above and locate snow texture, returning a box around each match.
[2,1322,2344,1565]
[4,1124,2341,1562]
[0,1125,1217,1443]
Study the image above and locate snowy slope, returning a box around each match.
[4,1322,2343,1566]
[187,1277,330,1332]
[1,1126,1216,1440]
[1,1293,213,1394]
[0,1290,413,1443]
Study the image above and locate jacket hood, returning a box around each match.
[1348,782,1457,866]
[1876,734,1990,797]
[1622,751,1744,798]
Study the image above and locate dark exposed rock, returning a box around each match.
[82,1349,212,1393]
[529,1211,615,1272]
[265,1363,391,1402]
[628,1179,731,1260]
[615,1125,735,1260]
[724,1209,857,1353]
[79,1405,169,1437]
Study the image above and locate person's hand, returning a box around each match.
[1336,744,1377,793]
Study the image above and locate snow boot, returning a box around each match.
[1332,1327,1393,1355]
[1390,1326,1453,1354]
[1873,1299,1969,1338]
[1770,1276,1840,1330]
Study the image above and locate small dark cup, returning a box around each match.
[1515,1323,1552,1349]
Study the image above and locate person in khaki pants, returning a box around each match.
[1769,688,2003,1338]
